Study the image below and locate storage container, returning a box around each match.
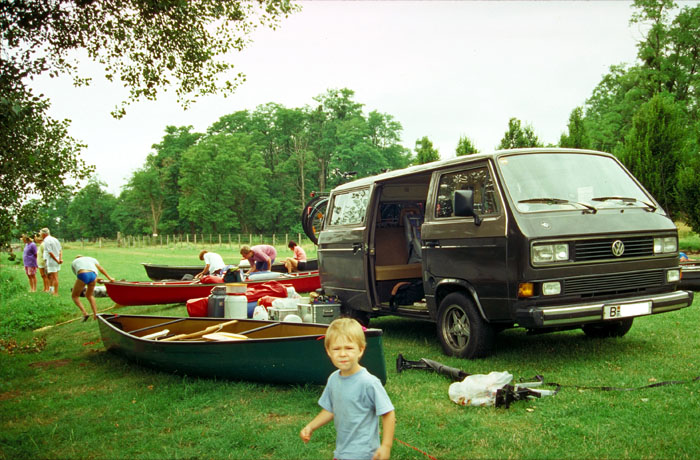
[224,293,248,319]
[269,305,299,322]
[298,303,341,324]
[208,286,227,317]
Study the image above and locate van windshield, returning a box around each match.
[497,153,654,213]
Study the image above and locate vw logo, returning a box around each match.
[611,240,625,257]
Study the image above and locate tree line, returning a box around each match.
[5,0,700,244]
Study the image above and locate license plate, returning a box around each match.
[603,301,651,320]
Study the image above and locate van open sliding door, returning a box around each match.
[317,185,375,316]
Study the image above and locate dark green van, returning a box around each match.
[315,148,694,358]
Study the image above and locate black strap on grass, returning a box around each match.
[521,375,700,392]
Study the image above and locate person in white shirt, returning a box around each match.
[40,227,62,295]
[71,255,115,321]
[195,250,226,279]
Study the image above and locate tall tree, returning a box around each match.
[2,0,297,244]
[414,137,440,164]
[559,107,591,149]
[619,93,687,217]
[497,118,542,149]
[64,178,119,239]
[456,135,479,156]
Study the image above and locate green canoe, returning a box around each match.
[97,313,388,385]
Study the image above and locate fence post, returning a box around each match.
[272,234,276,247]
[298,233,301,245]
[249,234,252,245]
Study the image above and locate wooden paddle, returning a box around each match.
[160,319,239,341]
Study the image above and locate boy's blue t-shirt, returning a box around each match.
[319,367,394,460]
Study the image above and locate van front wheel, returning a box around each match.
[437,292,494,359]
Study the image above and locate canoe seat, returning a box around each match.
[374,227,422,281]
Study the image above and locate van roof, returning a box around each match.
[332,147,611,192]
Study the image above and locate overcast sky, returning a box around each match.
[31,0,651,196]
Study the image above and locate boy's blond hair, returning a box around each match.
[240,245,252,256]
[324,317,366,350]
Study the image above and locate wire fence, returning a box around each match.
[68,233,313,250]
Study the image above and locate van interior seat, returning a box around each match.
[374,227,422,281]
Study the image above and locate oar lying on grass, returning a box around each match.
[160,319,240,341]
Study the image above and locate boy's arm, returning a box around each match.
[300,409,334,443]
[96,264,115,282]
[373,410,396,460]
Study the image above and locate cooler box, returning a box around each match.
[269,306,299,321]
[298,303,341,324]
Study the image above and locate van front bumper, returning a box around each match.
[516,290,694,328]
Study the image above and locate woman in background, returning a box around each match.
[34,233,49,292]
[284,240,307,273]
[21,234,38,292]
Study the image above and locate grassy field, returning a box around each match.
[1,243,699,459]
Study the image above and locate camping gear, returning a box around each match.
[97,313,387,384]
[142,260,319,281]
[104,271,321,306]
[186,297,208,317]
[207,286,227,317]
[396,354,556,408]
[225,292,248,319]
[298,302,341,324]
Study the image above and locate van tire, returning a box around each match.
[437,292,494,359]
[582,318,634,338]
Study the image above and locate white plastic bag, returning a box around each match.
[271,297,298,309]
[448,371,513,407]
[252,305,269,320]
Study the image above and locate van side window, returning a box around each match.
[435,167,499,218]
[328,188,370,226]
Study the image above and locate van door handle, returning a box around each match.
[352,242,363,254]
[424,240,439,248]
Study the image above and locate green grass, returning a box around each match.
[1,245,699,459]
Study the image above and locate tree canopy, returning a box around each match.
[1,0,297,246]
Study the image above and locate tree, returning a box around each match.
[497,118,542,149]
[64,178,119,239]
[619,93,687,217]
[559,107,591,149]
[2,0,297,244]
[414,137,440,164]
[456,135,479,156]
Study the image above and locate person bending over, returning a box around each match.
[239,244,277,276]
[71,255,115,322]
[195,250,226,279]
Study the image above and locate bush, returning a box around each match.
[0,268,74,337]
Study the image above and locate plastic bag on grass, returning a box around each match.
[448,371,513,406]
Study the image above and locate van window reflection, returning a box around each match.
[435,167,499,218]
[329,189,370,226]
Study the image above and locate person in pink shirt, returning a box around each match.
[239,244,277,275]
[284,240,307,273]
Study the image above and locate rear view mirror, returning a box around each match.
[454,190,482,226]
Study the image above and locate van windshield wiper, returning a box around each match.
[592,196,657,212]
[518,198,597,213]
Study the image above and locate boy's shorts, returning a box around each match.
[77,271,97,285]
[24,266,37,276]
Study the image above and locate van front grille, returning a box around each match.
[574,237,654,262]
[563,269,665,296]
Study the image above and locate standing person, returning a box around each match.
[284,240,307,273]
[34,233,50,292]
[239,244,277,275]
[300,318,396,460]
[40,227,62,295]
[71,255,115,321]
[195,250,226,279]
[21,235,38,292]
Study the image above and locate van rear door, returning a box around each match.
[317,186,374,312]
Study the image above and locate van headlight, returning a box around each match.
[532,243,570,264]
[654,237,677,254]
[667,269,680,283]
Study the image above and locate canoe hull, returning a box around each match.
[143,260,319,281]
[97,314,387,385]
[680,261,700,291]
[105,271,321,306]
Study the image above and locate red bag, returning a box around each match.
[186,297,209,317]
[245,281,288,303]
[258,295,284,308]
[200,275,224,284]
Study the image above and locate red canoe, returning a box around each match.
[104,271,321,306]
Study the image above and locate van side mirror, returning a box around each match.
[454,190,482,226]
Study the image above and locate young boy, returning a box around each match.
[300,318,396,460]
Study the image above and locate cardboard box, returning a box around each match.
[298,303,341,324]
